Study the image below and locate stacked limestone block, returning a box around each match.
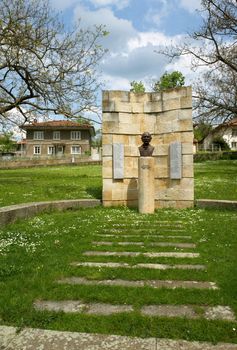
[102,88,194,209]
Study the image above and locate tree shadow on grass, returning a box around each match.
[86,186,102,199]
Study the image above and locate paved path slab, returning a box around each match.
[34,300,133,315]
[92,241,196,248]
[102,228,186,232]
[34,301,235,321]
[83,251,200,258]
[107,221,184,226]
[57,277,218,290]
[94,234,192,239]
[0,326,156,350]
[2,326,237,350]
[71,261,206,270]
[141,305,236,321]
[0,326,18,349]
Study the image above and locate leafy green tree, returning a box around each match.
[212,136,230,151]
[0,0,107,126]
[0,132,16,152]
[92,129,102,147]
[194,121,212,142]
[153,71,185,92]
[130,81,145,93]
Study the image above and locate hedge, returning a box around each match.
[194,151,237,162]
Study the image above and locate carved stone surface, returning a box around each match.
[138,157,154,214]
[113,143,124,179]
[170,141,182,179]
[102,89,194,208]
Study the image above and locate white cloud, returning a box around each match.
[128,32,184,51]
[102,74,130,90]
[179,0,202,13]
[88,0,130,10]
[51,0,80,10]
[144,0,173,27]
[73,4,193,90]
[74,5,137,52]
[102,45,169,80]
[72,3,199,93]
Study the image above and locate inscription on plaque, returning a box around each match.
[113,143,124,179]
[170,142,182,179]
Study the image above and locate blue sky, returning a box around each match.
[51,0,203,95]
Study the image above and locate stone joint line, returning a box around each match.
[34,300,236,321]
[83,251,200,258]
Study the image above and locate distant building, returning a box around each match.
[20,120,95,157]
[202,118,237,151]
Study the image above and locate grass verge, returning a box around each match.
[0,206,236,343]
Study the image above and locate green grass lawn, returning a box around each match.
[0,159,236,208]
[194,160,237,200]
[0,206,236,343]
[0,165,102,207]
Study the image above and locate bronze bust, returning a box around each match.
[139,132,154,156]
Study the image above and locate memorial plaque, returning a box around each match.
[170,142,182,179]
[113,143,124,179]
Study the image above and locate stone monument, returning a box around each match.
[138,132,155,214]
[102,87,194,209]
[138,132,154,157]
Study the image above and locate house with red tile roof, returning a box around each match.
[202,118,237,151]
[20,120,95,158]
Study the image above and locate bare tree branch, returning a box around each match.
[158,0,237,123]
[0,0,108,126]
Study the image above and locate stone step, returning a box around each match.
[2,325,237,350]
[71,261,206,270]
[102,228,185,232]
[34,300,133,315]
[34,300,235,321]
[0,326,237,350]
[83,251,200,258]
[106,221,184,227]
[57,277,218,290]
[93,234,192,239]
[140,305,236,321]
[92,241,196,248]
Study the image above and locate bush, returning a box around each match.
[194,151,237,162]
[212,136,230,150]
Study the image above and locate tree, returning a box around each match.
[130,81,145,93]
[159,0,237,123]
[0,0,108,127]
[153,71,185,92]
[194,121,212,142]
[0,132,16,152]
[212,135,230,150]
[92,128,102,148]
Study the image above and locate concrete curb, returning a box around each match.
[0,199,101,226]
[1,326,237,350]
[196,199,237,209]
[0,198,236,227]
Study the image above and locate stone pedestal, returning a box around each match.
[138,157,154,214]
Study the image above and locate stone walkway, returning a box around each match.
[7,217,235,349]
[1,326,237,350]
[33,218,236,322]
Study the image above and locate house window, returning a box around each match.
[48,146,55,155]
[33,131,44,140]
[71,145,81,154]
[34,145,41,155]
[53,131,60,140]
[57,146,64,154]
[231,142,237,149]
[71,131,81,140]
[232,129,237,137]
